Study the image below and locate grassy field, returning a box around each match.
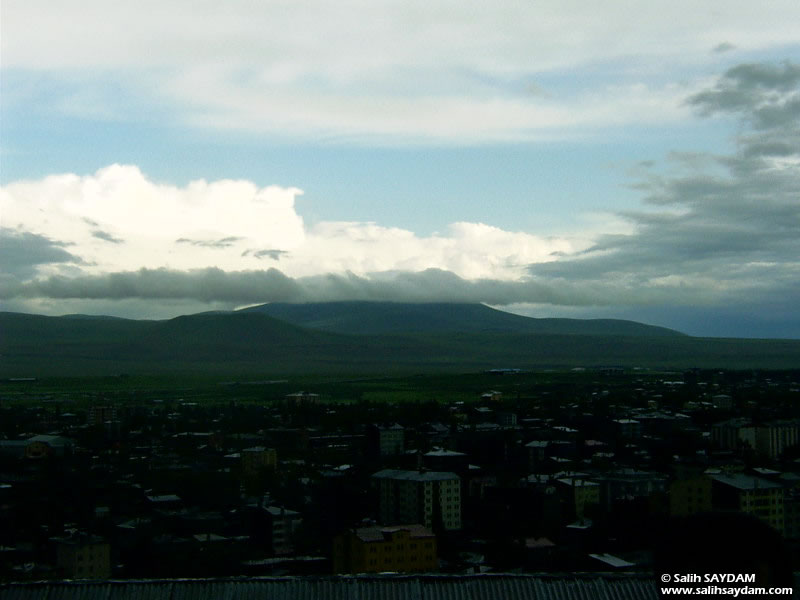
[0,368,688,410]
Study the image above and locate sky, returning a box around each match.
[1,1,800,338]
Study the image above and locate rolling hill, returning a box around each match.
[239,302,685,337]
[2,305,800,376]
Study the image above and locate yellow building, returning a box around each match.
[241,446,277,474]
[669,476,713,517]
[711,474,785,534]
[556,477,600,520]
[55,534,111,579]
[241,446,278,493]
[333,524,437,574]
[25,435,72,459]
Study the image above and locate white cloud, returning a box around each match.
[3,0,798,143]
[5,1,798,71]
[1,165,306,274]
[0,165,580,283]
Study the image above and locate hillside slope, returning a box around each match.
[240,302,685,337]
[3,310,800,376]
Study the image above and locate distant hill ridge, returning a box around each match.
[239,301,686,337]
[4,305,800,375]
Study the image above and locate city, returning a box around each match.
[1,368,798,583]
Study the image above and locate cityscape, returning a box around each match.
[1,367,798,588]
[3,0,800,597]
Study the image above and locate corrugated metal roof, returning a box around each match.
[0,574,659,600]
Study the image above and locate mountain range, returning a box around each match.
[2,302,799,376]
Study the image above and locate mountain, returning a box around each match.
[239,302,685,337]
[3,307,800,376]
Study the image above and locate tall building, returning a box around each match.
[711,473,785,534]
[755,421,800,460]
[263,505,303,555]
[333,524,437,574]
[371,469,461,531]
[669,476,713,517]
[88,405,118,426]
[711,418,755,452]
[54,533,111,579]
[368,424,405,457]
[241,446,277,475]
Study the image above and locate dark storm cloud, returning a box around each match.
[175,236,244,248]
[688,61,800,129]
[0,228,85,279]
[91,230,125,244]
[0,266,604,306]
[525,60,800,310]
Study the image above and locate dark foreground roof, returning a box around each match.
[0,574,658,600]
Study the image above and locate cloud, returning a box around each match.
[0,164,307,274]
[91,230,125,244]
[0,228,85,279]
[176,236,244,249]
[688,62,800,129]
[523,61,800,315]
[243,249,288,261]
[0,266,612,306]
[1,165,579,284]
[3,60,799,338]
[4,1,798,143]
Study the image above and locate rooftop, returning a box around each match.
[354,524,435,543]
[0,574,660,600]
[711,473,783,491]
[372,469,460,482]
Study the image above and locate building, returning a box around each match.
[25,435,72,458]
[0,573,664,599]
[241,446,277,476]
[711,418,755,453]
[555,477,600,520]
[371,469,461,531]
[263,505,303,555]
[368,423,405,457]
[593,469,668,510]
[333,524,437,574]
[669,476,713,517]
[284,392,320,407]
[755,421,800,460]
[711,394,734,410]
[421,449,468,475]
[53,533,111,579]
[611,419,641,439]
[88,406,118,426]
[711,473,785,534]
